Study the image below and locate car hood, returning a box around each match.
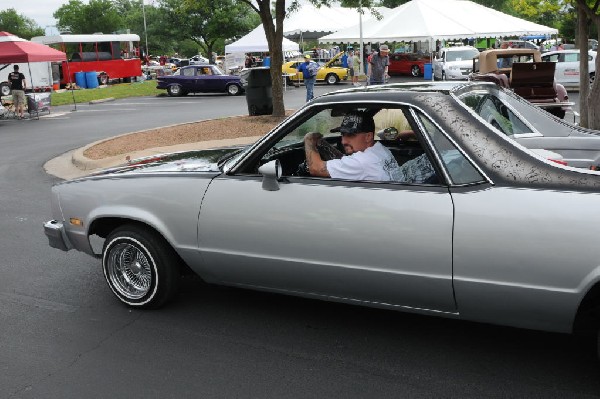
[89,147,243,176]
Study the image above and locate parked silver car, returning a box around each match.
[44,82,600,359]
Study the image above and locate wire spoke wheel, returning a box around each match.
[102,225,180,308]
[106,242,153,300]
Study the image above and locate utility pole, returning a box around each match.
[142,0,149,56]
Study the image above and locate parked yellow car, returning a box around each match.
[282,53,349,85]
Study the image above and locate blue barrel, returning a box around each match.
[75,72,87,88]
[85,71,99,89]
[423,63,432,80]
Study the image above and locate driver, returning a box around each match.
[303,111,401,181]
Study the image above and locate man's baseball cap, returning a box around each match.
[331,111,375,134]
[379,44,390,52]
[304,54,311,59]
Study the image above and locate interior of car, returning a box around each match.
[240,105,432,181]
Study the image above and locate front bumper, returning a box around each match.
[44,220,72,252]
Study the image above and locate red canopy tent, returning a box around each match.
[0,31,70,117]
[0,31,66,63]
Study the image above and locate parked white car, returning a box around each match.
[433,46,479,80]
[541,49,596,87]
[189,54,210,65]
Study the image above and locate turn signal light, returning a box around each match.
[69,218,83,226]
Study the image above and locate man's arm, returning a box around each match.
[304,132,330,177]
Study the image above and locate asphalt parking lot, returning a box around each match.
[0,77,598,398]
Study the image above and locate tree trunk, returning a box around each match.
[577,0,600,129]
[256,0,286,117]
[578,3,590,127]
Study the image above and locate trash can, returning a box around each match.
[242,67,272,116]
[423,63,432,80]
[85,71,99,89]
[75,72,87,88]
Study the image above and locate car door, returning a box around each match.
[389,54,401,75]
[559,52,580,84]
[199,66,222,92]
[197,106,457,313]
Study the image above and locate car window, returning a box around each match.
[181,68,195,77]
[564,53,579,62]
[446,49,479,62]
[414,111,484,185]
[543,54,559,62]
[243,106,441,184]
[459,93,533,136]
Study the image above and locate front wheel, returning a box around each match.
[167,84,183,97]
[590,72,595,85]
[411,65,420,77]
[226,83,241,96]
[325,73,339,85]
[102,225,180,308]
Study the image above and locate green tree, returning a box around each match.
[502,0,563,27]
[158,0,258,62]
[54,0,124,34]
[0,8,44,39]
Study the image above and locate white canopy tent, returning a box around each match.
[319,0,558,46]
[225,24,300,54]
[282,4,390,41]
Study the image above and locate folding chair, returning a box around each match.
[0,99,17,119]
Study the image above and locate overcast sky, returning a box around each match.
[1,0,318,35]
[0,0,76,34]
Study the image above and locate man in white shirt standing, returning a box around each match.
[303,111,401,181]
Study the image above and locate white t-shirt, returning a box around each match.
[326,142,401,181]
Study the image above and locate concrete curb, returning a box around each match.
[46,112,294,180]
[89,97,116,104]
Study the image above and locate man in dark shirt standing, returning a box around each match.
[367,44,390,85]
[8,65,26,119]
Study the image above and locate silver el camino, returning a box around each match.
[44,82,600,359]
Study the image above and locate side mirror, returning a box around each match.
[258,159,283,191]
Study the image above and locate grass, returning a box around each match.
[50,80,164,106]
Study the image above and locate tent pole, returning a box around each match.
[26,63,39,120]
[65,60,77,111]
[359,0,364,82]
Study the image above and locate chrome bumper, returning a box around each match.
[43,220,72,252]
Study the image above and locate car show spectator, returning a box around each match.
[341,51,349,68]
[245,53,254,68]
[8,65,26,119]
[352,50,362,86]
[297,55,318,102]
[367,44,390,85]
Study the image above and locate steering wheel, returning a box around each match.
[294,138,344,176]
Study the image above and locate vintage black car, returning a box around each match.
[156,64,244,96]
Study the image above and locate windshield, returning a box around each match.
[446,49,479,62]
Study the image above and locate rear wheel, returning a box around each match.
[590,72,595,85]
[325,73,339,85]
[167,84,183,97]
[98,72,109,85]
[226,83,241,96]
[102,225,180,308]
[411,65,420,77]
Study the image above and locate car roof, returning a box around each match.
[543,49,597,54]
[441,46,478,51]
